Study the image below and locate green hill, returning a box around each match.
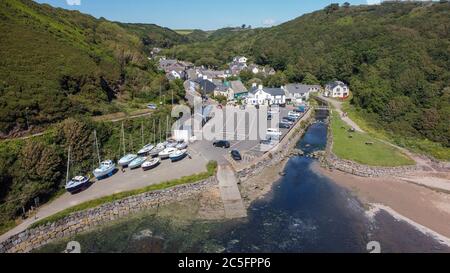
[168,2,450,158]
[0,0,185,138]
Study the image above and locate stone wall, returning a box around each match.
[236,110,314,181]
[0,177,217,253]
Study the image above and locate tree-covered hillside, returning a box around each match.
[0,0,185,138]
[168,2,450,158]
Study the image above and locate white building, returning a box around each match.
[325,81,349,98]
[283,84,321,104]
[233,56,248,64]
[246,84,286,106]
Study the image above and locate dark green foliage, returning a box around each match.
[0,0,185,138]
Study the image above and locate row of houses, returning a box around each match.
[158,55,276,82]
[193,79,348,106]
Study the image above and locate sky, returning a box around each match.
[35,0,383,30]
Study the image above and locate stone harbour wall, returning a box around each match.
[0,177,217,253]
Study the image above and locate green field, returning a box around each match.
[174,29,195,35]
[330,111,415,167]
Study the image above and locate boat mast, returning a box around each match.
[66,146,71,183]
[141,121,144,146]
[153,119,156,144]
[121,122,126,156]
[94,130,101,165]
[166,115,169,139]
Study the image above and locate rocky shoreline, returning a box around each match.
[0,177,217,253]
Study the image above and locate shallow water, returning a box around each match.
[37,120,450,253]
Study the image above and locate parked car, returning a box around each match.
[230,150,242,161]
[279,122,291,129]
[147,104,157,110]
[267,114,273,120]
[213,140,231,148]
[266,128,282,137]
[288,111,301,118]
[282,118,294,124]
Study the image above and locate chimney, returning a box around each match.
[258,84,263,90]
[252,83,257,88]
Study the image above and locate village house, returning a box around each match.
[233,56,248,64]
[283,83,321,104]
[324,81,349,98]
[195,78,217,96]
[246,84,286,106]
[230,80,248,100]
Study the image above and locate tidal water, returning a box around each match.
[37,116,450,253]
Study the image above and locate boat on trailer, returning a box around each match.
[142,158,161,171]
[169,149,188,162]
[93,160,116,179]
[129,156,147,169]
[118,154,138,167]
[66,176,91,194]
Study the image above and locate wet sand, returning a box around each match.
[315,164,450,240]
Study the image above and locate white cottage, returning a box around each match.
[246,85,286,106]
[325,81,349,98]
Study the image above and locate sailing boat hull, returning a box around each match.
[66,178,91,194]
[93,161,116,180]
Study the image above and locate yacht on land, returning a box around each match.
[169,149,188,162]
[92,130,116,180]
[138,144,154,156]
[66,176,91,194]
[149,142,166,157]
[129,156,147,169]
[159,147,178,159]
[142,158,161,171]
[118,154,138,167]
[93,160,116,179]
[175,141,188,150]
[65,146,91,193]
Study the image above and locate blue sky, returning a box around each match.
[35,0,372,30]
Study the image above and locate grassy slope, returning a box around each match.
[330,111,415,166]
[342,100,450,161]
[0,0,184,137]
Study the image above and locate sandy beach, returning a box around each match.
[314,164,450,240]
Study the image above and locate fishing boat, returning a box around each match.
[142,158,161,171]
[165,139,178,148]
[93,160,116,179]
[129,156,147,169]
[175,141,188,150]
[149,143,166,157]
[158,147,178,159]
[169,149,188,162]
[118,154,138,167]
[66,176,91,194]
[138,144,154,156]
